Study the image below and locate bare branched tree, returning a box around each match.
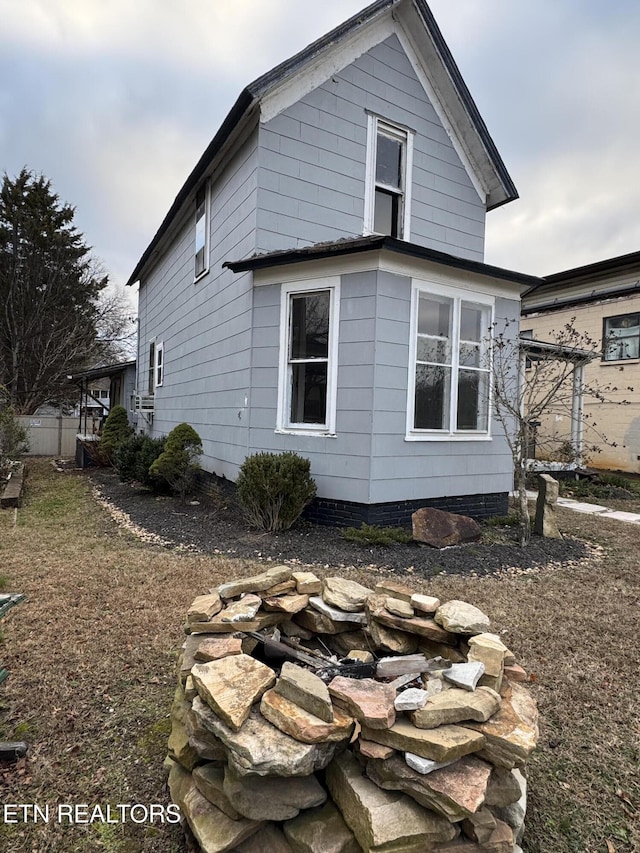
[490,317,633,546]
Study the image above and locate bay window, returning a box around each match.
[408,284,493,438]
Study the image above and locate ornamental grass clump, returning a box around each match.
[149,423,202,503]
[236,451,316,532]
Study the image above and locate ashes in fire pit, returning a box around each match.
[167,566,537,853]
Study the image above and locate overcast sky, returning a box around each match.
[1,0,639,308]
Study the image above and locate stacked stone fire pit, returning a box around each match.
[167,566,538,853]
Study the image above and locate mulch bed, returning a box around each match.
[88,468,589,579]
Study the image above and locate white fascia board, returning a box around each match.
[252,249,524,302]
[260,14,396,124]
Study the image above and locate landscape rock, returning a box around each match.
[194,636,243,662]
[223,763,326,821]
[276,662,334,722]
[168,716,201,771]
[492,768,527,843]
[235,824,295,853]
[328,676,396,729]
[467,634,508,692]
[308,596,367,625]
[322,577,373,612]
[189,611,284,634]
[260,689,354,744]
[361,719,485,763]
[366,594,457,644]
[464,682,539,769]
[192,764,240,819]
[410,687,501,729]
[326,751,456,852]
[404,753,455,775]
[394,688,429,712]
[503,664,528,683]
[484,767,524,807]
[220,594,262,623]
[365,753,492,821]
[218,566,293,599]
[296,607,363,635]
[192,654,276,731]
[418,638,466,663]
[412,508,482,548]
[346,649,374,663]
[367,619,418,654]
[262,594,310,614]
[443,662,486,691]
[385,597,414,618]
[187,593,223,623]
[261,580,297,597]
[534,473,562,539]
[292,572,322,595]
[191,699,338,777]
[460,806,496,843]
[374,579,415,602]
[411,593,441,614]
[169,761,263,853]
[358,740,396,761]
[283,800,361,853]
[435,601,491,635]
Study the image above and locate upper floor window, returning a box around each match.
[365,116,414,240]
[603,313,640,361]
[277,278,340,435]
[407,283,493,440]
[195,184,208,279]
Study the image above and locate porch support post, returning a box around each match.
[571,362,585,467]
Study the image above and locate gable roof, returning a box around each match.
[126,0,517,288]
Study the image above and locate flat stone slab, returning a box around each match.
[411,687,501,729]
[169,761,263,853]
[366,753,492,822]
[261,689,354,744]
[361,719,485,763]
[283,800,361,853]
[218,566,293,599]
[262,594,309,614]
[187,592,223,623]
[435,601,491,635]
[443,662,486,692]
[192,654,276,731]
[385,597,414,618]
[404,753,455,775]
[411,594,441,614]
[328,676,396,729]
[220,594,262,622]
[194,636,243,662]
[322,577,373,612]
[309,596,367,624]
[276,661,334,722]
[326,751,456,853]
[223,763,326,821]
[191,699,338,777]
[236,824,296,853]
[375,579,415,602]
[192,764,240,819]
[368,619,419,654]
[292,571,322,594]
[395,688,429,712]
[296,607,364,635]
[366,594,457,644]
[189,612,284,634]
[464,682,539,769]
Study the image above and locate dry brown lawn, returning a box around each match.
[0,461,638,853]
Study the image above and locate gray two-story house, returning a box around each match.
[127,0,541,525]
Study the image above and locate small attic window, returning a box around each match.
[364,116,414,240]
[194,184,208,279]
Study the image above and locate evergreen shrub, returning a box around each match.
[98,405,133,464]
[236,451,316,532]
[114,434,168,491]
[149,423,202,502]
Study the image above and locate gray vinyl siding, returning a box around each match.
[248,272,376,502]
[136,129,259,480]
[256,34,485,260]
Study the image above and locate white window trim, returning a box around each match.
[364,114,414,241]
[154,341,164,389]
[276,277,340,436]
[406,280,494,442]
[194,182,209,283]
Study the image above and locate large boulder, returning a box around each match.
[412,508,482,548]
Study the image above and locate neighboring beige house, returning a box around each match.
[522,250,640,473]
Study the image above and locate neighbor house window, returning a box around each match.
[407,284,493,439]
[364,115,414,239]
[603,313,640,361]
[277,278,340,434]
[194,184,208,278]
[155,341,164,387]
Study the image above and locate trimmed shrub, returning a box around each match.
[236,451,316,532]
[114,434,168,491]
[149,423,202,502]
[98,405,133,464]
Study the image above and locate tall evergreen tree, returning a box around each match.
[0,168,111,413]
